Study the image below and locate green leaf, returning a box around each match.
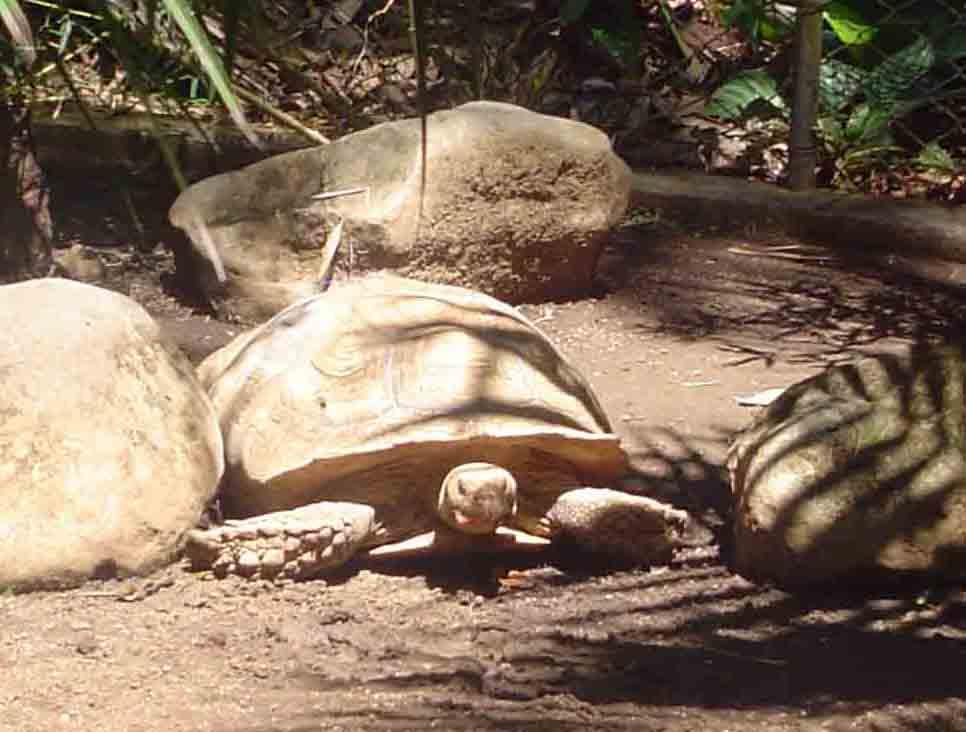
[161,0,256,144]
[845,103,893,145]
[0,0,35,65]
[916,142,956,172]
[705,69,785,120]
[824,1,877,47]
[759,11,794,43]
[819,59,866,113]
[818,115,846,147]
[862,36,935,107]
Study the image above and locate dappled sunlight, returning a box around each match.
[604,223,966,366]
[729,344,966,585]
[235,561,966,731]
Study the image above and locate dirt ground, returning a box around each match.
[4,183,966,731]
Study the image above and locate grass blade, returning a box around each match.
[161,0,257,145]
[0,0,36,65]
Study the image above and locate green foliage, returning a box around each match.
[823,1,877,46]
[842,103,893,145]
[818,59,866,112]
[719,0,794,46]
[0,0,252,140]
[0,0,34,64]
[705,69,786,119]
[862,36,935,108]
[162,0,249,136]
[916,141,956,172]
[711,0,966,183]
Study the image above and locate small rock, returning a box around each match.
[55,244,105,282]
[236,550,260,576]
[205,631,228,648]
[75,635,99,656]
[260,548,285,573]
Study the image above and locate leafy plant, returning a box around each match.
[915,140,956,173]
[0,0,33,66]
[717,0,794,47]
[1,0,252,139]
[705,68,786,119]
[709,0,966,184]
[823,0,877,47]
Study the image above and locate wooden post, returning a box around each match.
[787,0,824,190]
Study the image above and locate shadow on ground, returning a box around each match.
[608,218,966,366]
[232,562,966,731]
[220,422,966,732]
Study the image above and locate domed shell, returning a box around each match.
[200,274,628,518]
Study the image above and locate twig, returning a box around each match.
[234,85,330,145]
[353,0,398,76]
[312,186,369,201]
[318,218,344,288]
[727,244,832,262]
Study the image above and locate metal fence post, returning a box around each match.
[787,0,824,190]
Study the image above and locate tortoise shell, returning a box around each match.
[199,274,628,532]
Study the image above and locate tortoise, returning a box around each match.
[727,342,966,586]
[185,274,691,580]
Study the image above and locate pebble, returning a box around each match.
[74,636,99,656]
[261,548,285,572]
[237,550,260,575]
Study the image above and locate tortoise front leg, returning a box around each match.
[185,501,377,580]
[544,488,692,565]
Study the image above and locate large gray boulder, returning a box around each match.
[0,279,223,589]
[169,101,631,319]
[728,343,966,586]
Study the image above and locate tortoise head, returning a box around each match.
[438,462,518,535]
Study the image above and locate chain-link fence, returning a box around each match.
[552,0,966,199]
[794,0,966,195]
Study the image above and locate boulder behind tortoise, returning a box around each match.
[187,274,690,580]
[169,101,631,319]
[728,343,966,586]
[0,279,224,590]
